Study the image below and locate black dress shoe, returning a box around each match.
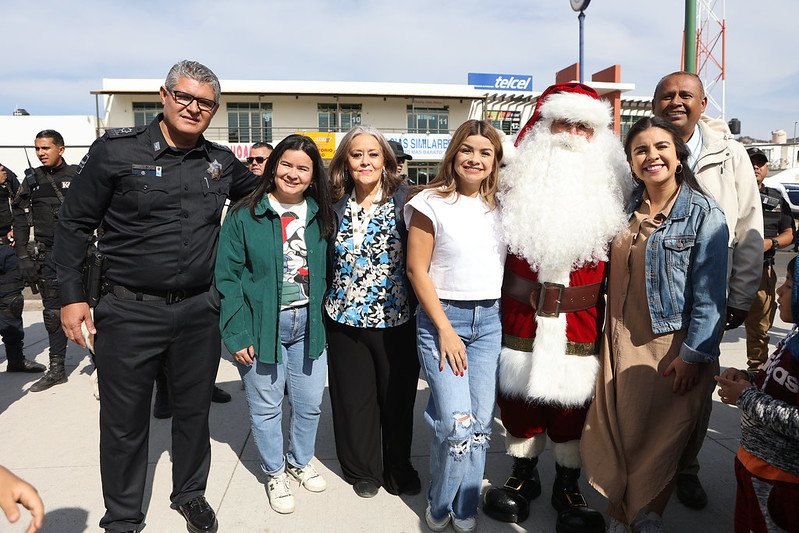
[676,473,708,509]
[353,480,380,498]
[177,496,218,533]
[6,359,46,373]
[211,385,231,403]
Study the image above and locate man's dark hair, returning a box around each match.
[35,129,65,146]
[251,142,273,150]
[653,71,706,100]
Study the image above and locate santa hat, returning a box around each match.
[514,82,611,147]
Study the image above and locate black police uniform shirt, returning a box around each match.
[54,115,260,305]
[0,164,19,234]
[760,185,795,262]
[11,161,77,249]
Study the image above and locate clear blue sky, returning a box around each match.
[2,0,795,140]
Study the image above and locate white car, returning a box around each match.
[763,168,799,218]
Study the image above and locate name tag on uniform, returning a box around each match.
[131,164,162,177]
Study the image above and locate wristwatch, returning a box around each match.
[771,237,779,250]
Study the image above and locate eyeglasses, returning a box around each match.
[167,88,218,112]
[247,156,267,164]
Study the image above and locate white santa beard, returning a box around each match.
[498,126,629,278]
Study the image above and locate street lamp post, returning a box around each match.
[794,121,798,168]
[570,0,592,83]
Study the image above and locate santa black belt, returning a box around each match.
[501,271,602,318]
[503,334,599,356]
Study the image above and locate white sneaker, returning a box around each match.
[425,504,450,532]
[452,514,477,533]
[286,462,327,492]
[632,511,663,533]
[266,472,295,514]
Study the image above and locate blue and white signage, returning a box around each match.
[385,134,451,160]
[468,72,533,92]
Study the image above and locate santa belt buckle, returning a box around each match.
[535,282,565,318]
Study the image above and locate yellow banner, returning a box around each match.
[296,131,337,159]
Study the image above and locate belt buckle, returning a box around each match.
[536,282,565,318]
[503,476,524,491]
[165,289,186,305]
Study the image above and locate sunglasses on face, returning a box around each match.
[247,156,267,164]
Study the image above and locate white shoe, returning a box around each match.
[266,472,295,514]
[286,462,327,492]
[425,504,450,532]
[452,514,477,533]
[632,511,663,533]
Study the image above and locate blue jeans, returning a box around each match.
[417,299,501,521]
[239,306,328,476]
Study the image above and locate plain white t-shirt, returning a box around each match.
[404,188,506,300]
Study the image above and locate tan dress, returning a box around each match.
[581,193,715,524]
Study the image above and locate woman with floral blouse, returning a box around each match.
[325,125,420,499]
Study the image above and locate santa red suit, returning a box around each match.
[482,83,632,531]
[498,256,605,446]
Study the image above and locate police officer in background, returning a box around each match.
[12,131,77,390]
[246,141,272,176]
[744,147,794,371]
[0,163,44,373]
[54,60,258,533]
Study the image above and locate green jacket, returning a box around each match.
[215,195,328,363]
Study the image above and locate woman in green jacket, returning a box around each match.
[215,134,335,515]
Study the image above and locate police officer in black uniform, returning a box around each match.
[743,147,795,371]
[54,60,258,533]
[0,163,44,373]
[12,131,77,390]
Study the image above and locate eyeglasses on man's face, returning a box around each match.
[247,156,267,164]
[167,88,218,112]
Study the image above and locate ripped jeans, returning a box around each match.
[417,299,501,521]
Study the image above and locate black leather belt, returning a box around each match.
[104,281,209,305]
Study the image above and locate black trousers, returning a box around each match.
[94,287,221,532]
[38,252,67,357]
[0,245,23,349]
[326,317,419,492]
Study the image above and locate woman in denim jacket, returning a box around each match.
[582,117,729,532]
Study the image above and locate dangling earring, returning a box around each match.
[382,168,387,179]
[676,163,684,175]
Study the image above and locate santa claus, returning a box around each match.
[482,83,632,532]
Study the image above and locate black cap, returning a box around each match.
[388,140,413,161]
[747,147,768,166]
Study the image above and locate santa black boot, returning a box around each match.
[551,463,605,533]
[483,456,541,523]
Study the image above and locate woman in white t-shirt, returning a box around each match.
[405,120,506,533]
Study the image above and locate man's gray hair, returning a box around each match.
[164,60,221,102]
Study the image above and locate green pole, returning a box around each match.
[684,0,697,73]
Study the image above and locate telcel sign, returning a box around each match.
[468,72,533,92]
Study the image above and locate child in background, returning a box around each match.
[716,256,799,532]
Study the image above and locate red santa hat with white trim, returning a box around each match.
[507,82,612,156]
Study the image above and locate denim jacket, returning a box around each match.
[626,184,729,364]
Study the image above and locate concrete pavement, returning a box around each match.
[2,251,794,532]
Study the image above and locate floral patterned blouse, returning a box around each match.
[325,196,411,328]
